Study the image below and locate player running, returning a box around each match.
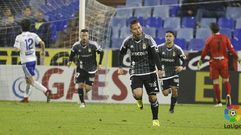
[13,19,52,103]
[118,19,163,127]
[157,31,186,113]
[67,29,104,108]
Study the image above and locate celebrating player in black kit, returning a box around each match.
[118,20,163,127]
[68,29,104,108]
[157,31,186,113]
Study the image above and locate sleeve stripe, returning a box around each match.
[145,34,157,47]
[120,35,131,50]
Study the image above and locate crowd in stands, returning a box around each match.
[0,0,78,48]
[0,5,52,47]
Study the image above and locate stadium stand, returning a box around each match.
[226,7,241,20]
[195,28,212,40]
[174,38,187,50]
[111,17,126,28]
[199,18,216,28]
[153,6,169,19]
[115,8,133,18]
[142,27,156,37]
[163,17,181,30]
[218,17,235,29]
[188,39,205,51]
[177,28,194,42]
[161,0,179,5]
[143,0,161,6]
[134,7,152,18]
[220,28,232,39]
[145,17,163,28]
[125,0,142,7]
[235,18,241,29]
[181,17,196,28]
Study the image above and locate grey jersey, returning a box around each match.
[157,43,186,78]
[120,34,158,76]
[69,40,103,73]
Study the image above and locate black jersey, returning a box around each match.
[119,34,162,76]
[69,40,103,73]
[157,43,186,78]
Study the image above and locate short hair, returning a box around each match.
[81,29,89,32]
[23,6,32,10]
[165,30,175,37]
[130,19,139,28]
[3,7,11,11]
[209,23,219,33]
[20,19,31,32]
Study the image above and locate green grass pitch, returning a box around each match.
[0,101,240,135]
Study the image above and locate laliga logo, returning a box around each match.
[12,69,39,98]
[224,105,241,122]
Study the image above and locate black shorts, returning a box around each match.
[130,73,160,95]
[75,68,95,86]
[161,76,179,90]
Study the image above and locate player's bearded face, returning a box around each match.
[80,32,89,44]
[165,33,174,44]
[131,23,143,40]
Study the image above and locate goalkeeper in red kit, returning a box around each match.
[198,23,238,107]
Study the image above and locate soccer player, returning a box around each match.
[157,31,186,113]
[198,23,238,107]
[13,19,52,103]
[67,29,104,108]
[118,20,163,127]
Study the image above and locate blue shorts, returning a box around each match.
[22,61,36,77]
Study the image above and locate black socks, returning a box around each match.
[78,88,84,103]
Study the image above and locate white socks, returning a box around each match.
[32,81,47,93]
[24,84,31,98]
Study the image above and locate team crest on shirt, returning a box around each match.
[88,48,91,52]
[130,45,134,48]
[173,51,176,57]
[143,43,146,49]
[162,51,165,55]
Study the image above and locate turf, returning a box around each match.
[0,101,240,135]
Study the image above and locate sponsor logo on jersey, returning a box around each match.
[143,43,146,49]
[131,51,148,56]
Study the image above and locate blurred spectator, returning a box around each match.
[16,6,35,23]
[0,7,21,47]
[196,0,227,27]
[29,0,47,8]
[31,10,52,48]
[1,7,15,26]
[178,0,197,17]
